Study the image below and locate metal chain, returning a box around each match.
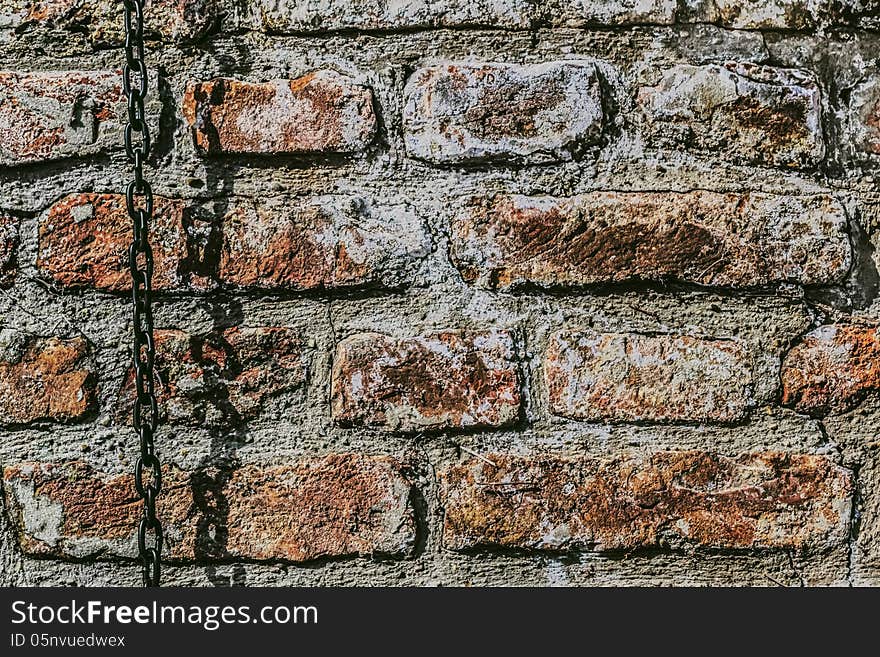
[122,0,163,587]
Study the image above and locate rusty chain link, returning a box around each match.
[122,0,163,587]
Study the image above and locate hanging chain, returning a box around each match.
[123,0,163,587]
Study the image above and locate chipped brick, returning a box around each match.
[685,0,823,29]
[403,62,603,164]
[782,324,880,415]
[331,330,522,432]
[0,0,220,45]
[545,329,757,423]
[638,63,824,168]
[2,461,197,559]
[3,454,415,562]
[183,73,377,156]
[114,327,311,427]
[451,192,850,290]
[37,193,215,293]
[219,196,430,291]
[0,336,96,426]
[852,75,880,155]
[441,452,853,552]
[0,71,125,166]
[552,0,677,26]
[225,455,415,561]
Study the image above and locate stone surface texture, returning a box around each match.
[1,1,877,588]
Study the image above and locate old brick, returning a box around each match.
[219,196,430,291]
[253,0,531,32]
[638,63,824,168]
[0,213,18,287]
[0,335,96,426]
[225,455,415,561]
[331,330,521,432]
[38,193,214,293]
[2,461,197,559]
[3,454,415,562]
[552,0,677,26]
[782,324,880,415]
[0,71,124,166]
[115,327,310,427]
[0,0,219,44]
[183,73,377,156]
[441,452,852,552]
[685,0,822,29]
[403,62,603,165]
[451,192,850,290]
[545,330,756,423]
[852,76,880,155]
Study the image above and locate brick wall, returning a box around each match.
[0,0,879,587]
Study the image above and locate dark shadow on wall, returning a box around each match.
[846,216,880,310]
[187,32,255,588]
[806,208,880,314]
[190,295,246,588]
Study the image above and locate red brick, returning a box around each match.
[253,0,531,32]
[441,452,852,552]
[183,73,377,155]
[37,193,215,293]
[0,336,96,426]
[0,213,18,287]
[3,454,415,562]
[782,324,880,415]
[638,63,824,168]
[2,461,198,559]
[451,192,850,290]
[403,62,603,164]
[0,0,220,44]
[545,330,756,423]
[0,71,124,166]
[218,196,430,291]
[114,327,310,427]
[331,330,521,432]
[225,455,415,561]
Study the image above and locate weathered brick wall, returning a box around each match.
[0,0,879,587]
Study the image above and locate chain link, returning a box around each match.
[123,0,162,588]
